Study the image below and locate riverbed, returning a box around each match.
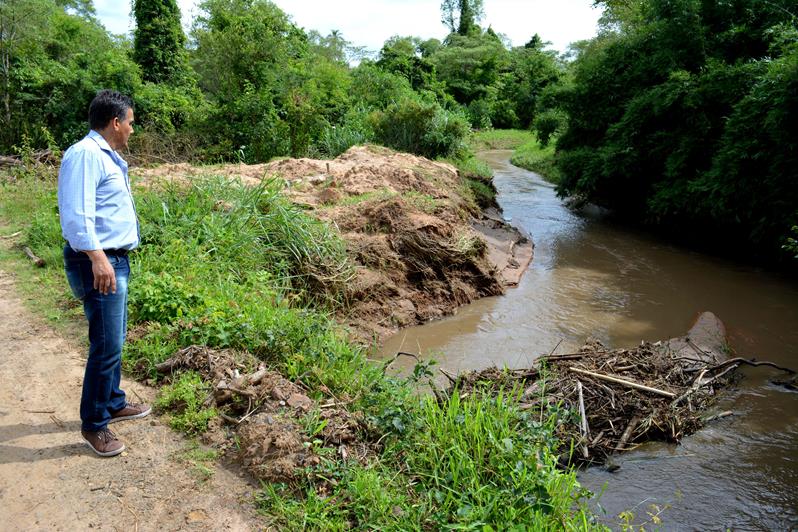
[379,150,798,529]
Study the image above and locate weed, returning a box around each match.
[175,440,220,483]
[154,371,217,434]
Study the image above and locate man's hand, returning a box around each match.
[85,250,116,295]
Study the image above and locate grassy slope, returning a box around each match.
[470,129,561,184]
[0,164,601,530]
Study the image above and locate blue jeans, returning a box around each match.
[64,245,128,431]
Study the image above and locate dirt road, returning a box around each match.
[0,268,264,531]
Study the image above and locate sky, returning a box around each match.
[94,0,602,55]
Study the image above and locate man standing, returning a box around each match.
[59,90,150,457]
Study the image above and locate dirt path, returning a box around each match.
[0,268,264,531]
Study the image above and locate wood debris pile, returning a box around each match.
[446,330,794,464]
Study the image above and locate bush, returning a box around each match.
[533,109,566,147]
[371,99,469,159]
[129,271,203,323]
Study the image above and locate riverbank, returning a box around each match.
[0,154,597,529]
[471,129,560,184]
[133,145,533,342]
[381,150,798,530]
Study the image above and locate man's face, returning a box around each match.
[112,108,134,149]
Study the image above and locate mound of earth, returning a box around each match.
[135,145,533,341]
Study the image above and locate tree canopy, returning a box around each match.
[552,0,798,261]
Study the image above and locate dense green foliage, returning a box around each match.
[0,0,564,164]
[132,0,190,85]
[0,0,140,148]
[0,169,601,529]
[552,0,798,261]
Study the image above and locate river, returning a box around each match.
[379,150,798,530]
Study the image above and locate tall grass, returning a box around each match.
[405,390,592,529]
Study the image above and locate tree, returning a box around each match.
[556,0,798,261]
[430,32,507,105]
[377,36,436,91]
[133,0,189,85]
[0,0,141,151]
[440,0,484,36]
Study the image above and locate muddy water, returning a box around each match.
[379,150,798,530]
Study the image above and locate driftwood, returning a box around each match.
[707,357,796,375]
[0,150,58,168]
[568,366,676,399]
[0,231,22,240]
[445,333,794,465]
[576,380,589,459]
[616,415,641,452]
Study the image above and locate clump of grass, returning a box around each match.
[403,190,440,213]
[175,440,220,482]
[444,154,497,210]
[154,371,217,434]
[403,390,593,528]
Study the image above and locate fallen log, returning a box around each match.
[616,415,641,452]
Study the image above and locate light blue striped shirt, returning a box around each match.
[58,130,139,251]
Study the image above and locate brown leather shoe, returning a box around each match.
[81,428,125,457]
[109,402,152,423]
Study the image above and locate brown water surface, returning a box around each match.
[379,150,798,530]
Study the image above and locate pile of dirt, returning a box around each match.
[135,145,533,341]
[155,345,372,484]
[446,312,795,464]
[263,146,532,340]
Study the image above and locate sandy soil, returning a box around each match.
[0,268,264,531]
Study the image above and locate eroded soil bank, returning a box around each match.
[135,145,532,341]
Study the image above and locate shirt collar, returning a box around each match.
[88,129,114,153]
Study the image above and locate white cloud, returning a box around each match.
[94,0,601,53]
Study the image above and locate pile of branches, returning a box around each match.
[446,340,795,464]
[0,150,58,169]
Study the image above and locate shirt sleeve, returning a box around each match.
[58,146,103,251]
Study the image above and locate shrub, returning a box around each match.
[129,271,203,323]
[371,99,469,159]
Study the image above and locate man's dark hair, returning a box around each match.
[88,90,134,130]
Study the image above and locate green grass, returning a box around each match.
[0,167,602,530]
[331,188,441,214]
[510,137,561,184]
[174,440,220,483]
[470,129,537,151]
[154,371,218,434]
